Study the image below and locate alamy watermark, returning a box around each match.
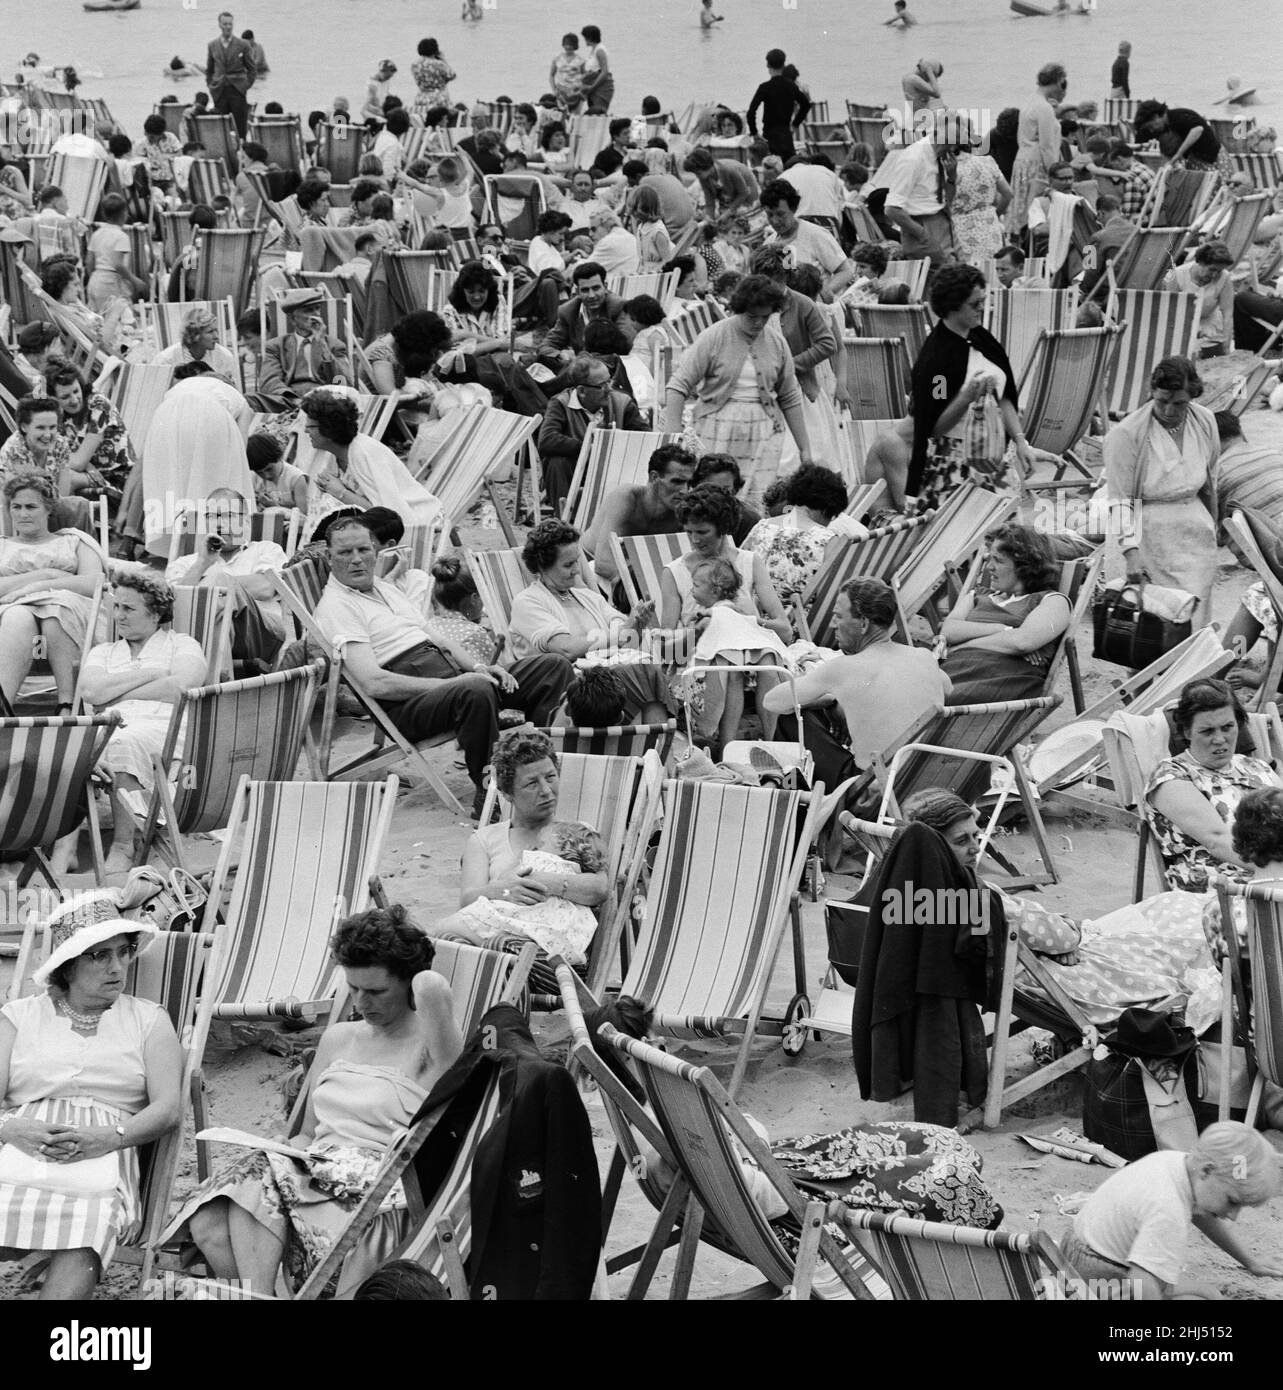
[49,1320,152,1369]
[880,881,991,929]
[0,108,97,150]
[1030,494,1142,540]
[1034,1274,1144,1300]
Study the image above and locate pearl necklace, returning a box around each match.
[57,998,105,1030]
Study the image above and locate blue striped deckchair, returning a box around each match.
[610,531,689,610]
[984,287,1080,384]
[834,335,911,418]
[136,662,324,870]
[1226,151,1283,190]
[191,228,264,316]
[881,257,930,302]
[1104,289,1199,417]
[184,113,239,175]
[621,778,824,1095]
[562,426,684,532]
[795,514,930,646]
[892,484,1017,625]
[1214,878,1283,1129]
[1017,326,1123,483]
[597,1021,885,1299]
[839,1210,1086,1299]
[544,721,677,763]
[851,304,931,360]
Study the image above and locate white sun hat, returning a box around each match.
[32,890,158,989]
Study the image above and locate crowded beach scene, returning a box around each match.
[0,0,1281,1318]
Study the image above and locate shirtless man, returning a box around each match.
[762,577,950,791]
[885,1,919,26]
[582,443,696,585]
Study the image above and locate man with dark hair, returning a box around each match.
[747,48,809,161]
[588,117,634,180]
[537,262,625,387]
[762,577,951,791]
[692,452,761,545]
[561,666,626,727]
[582,443,696,584]
[314,517,572,816]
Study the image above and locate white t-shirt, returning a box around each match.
[372,130,402,180]
[781,164,845,221]
[314,574,435,665]
[765,218,848,276]
[1073,1150,1194,1288]
[526,235,567,277]
[166,540,289,638]
[591,226,640,276]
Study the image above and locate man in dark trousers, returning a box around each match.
[747,48,810,161]
[205,11,257,139]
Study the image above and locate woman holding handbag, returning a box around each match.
[1105,356,1220,628]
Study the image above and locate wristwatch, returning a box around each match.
[113,1123,126,1146]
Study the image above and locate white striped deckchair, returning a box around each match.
[608,269,681,312]
[46,152,108,223]
[568,113,612,169]
[384,250,451,318]
[892,484,1018,624]
[610,531,689,610]
[984,287,1080,384]
[881,257,930,302]
[407,405,540,537]
[620,778,824,1095]
[188,157,234,208]
[143,297,238,357]
[1101,97,1138,126]
[39,292,107,379]
[596,1021,884,1299]
[289,392,399,479]
[1104,289,1199,418]
[247,114,306,173]
[428,936,537,1042]
[272,567,464,811]
[136,662,324,869]
[482,174,547,243]
[167,504,301,563]
[851,304,930,359]
[93,360,174,458]
[1225,512,1283,709]
[1205,331,1283,418]
[795,514,930,646]
[314,121,368,182]
[158,210,196,271]
[841,205,884,248]
[562,425,684,532]
[833,335,911,419]
[1226,151,1283,190]
[545,721,678,764]
[839,1210,1085,1299]
[184,113,239,176]
[1018,325,1124,483]
[835,416,898,488]
[845,479,889,521]
[664,298,725,351]
[1092,226,1189,297]
[463,545,537,646]
[192,228,264,316]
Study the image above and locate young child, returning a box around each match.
[631,185,674,273]
[1068,1121,1283,1299]
[712,213,750,274]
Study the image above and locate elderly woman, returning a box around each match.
[908,263,1038,511]
[940,522,1071,704]
[153,305,239,381]
[662,274,813,510]
[537,355,646,518]
[84,193,146,313]
[1162,242,1235,359]
[300,389,442,541]
[0,897,180,1299]
[167,906,462,1296]
[0,473,104,709]
[1104,355,1219,627]
[1145,678,1281,894]
[1008,63,1068,237]
[437,729,609,985]
[79,571,208,873]
[508,518,669,724]
[742,464,863,608]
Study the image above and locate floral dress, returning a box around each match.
[57,392,134,490]
[742,512,837,609]
[950,153,1005,268]
[410,56,455,118]
[1144,752,1279,893]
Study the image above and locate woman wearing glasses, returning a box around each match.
[0,895,181,1299]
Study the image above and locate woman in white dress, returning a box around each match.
[79,571,208,873]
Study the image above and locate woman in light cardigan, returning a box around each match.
[1007,62,1067,237]
[661,274,813,510]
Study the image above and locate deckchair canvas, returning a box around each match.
[1018,325,1123,482]
[851,304,930,360]
[94,360,174,458]
[1104,289,1199,418]
[144,297,238,357]
[835,417,898,488]
[1092,227,1189,297]
[247,115,305,173]
[545,722,677,764]
[665,299,724,350]
[314,121,368,182]
[891,484,1017,625]
[384,251,450,318]
[408,405,539,538]
[1214,878,1283,1129]
[562,426,684,532]
[610,531,689,611]
[1226,151,1283,189]
[46,153,108,223]
[833,335,911,419]
[608,270,681,312]
[881,258,929,302]
[482,175,547,242]
[184,113,239,175]
[192,228,264,316]
[985,287,1080,384]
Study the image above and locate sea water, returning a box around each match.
[5,0,1280,138]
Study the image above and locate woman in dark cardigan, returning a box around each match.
[907,263,1038,511]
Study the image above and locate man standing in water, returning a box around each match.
[205,11,257,139]
[885,1,919,26]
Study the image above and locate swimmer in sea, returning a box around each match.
[700,0,724,27]
[461,0,483,19]
[165,56,205,80]
[885,1,918,26]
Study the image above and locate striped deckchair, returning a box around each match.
[1018,326,1124,483]
[882,257,930,302]
[839,1210,1085,1299]
[170,584,236,683]
[384,250,451,318]
[0,238,38,326]
[260,290,356,370]
[158,209,196,271]
[851,304,930,360]
[1091,226,1189,298]
[184,113,239,176]
[191,228,264,317]
[46,152,108,223]
[1104,289,1199,418]
[167,503,300,562]
[984,287,1080,384]
[1226,151,1283,190]
[94,360,174,457]
[845,479,889,521]
[188,158,234,209]
[1205,331,1283,418]
[594,1019,882,1299]
[835,417,898,488]
[1224,513,1283,709]
[273,568,464,812]
[314,121,368,182]
[482,174,547,243]
[428,936,537,1041]
[833,335,911,419]
[846,111,888,165]
[143,296,238,357]
[407,405,540,538]
[892,484,1018,625]
[136,663,324,870]
[1144,167,1216,230]
[619,778,824,1095]
[464,545,558,645]
[608,269,680,312]
[247,114,306,173]
[1101,97,1139,126]
[795,514,930,646]
[1206,190,1271,269]
[562,426,684,533]
[874,695,1064,886]
[152,100,190,136]
[610,531,689,610]
[568,114,612,169]
[1214,878,1283,1129]
[545,721,677,764]
[665,298,724,350]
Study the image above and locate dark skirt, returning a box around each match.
[943,649,1046,705]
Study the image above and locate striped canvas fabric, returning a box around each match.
[247,115,305,173]
[384,251,449,318]
[893,485,1017,620]
[610,531,689,610]
[408,406,539,523]
[483,175,547,242]
[834,336,911,419]
[985,288,1080,384]
[1109,227,1189,293]
[47,152,109,223]
[546,723,677,762]
[193,228,264,317]
[277,553,329,615]
[845,480,889,521]
[188,158,233,208]
[184,113,238,174]
[801,515,929,646]
[145,298,238,354]
[464,546,531,640]
[170,585,235,683]
[622,780,803,1029]
[427,937,535,1042]
[608,270,680,312]
[1105,290,1199,417]
[0,714,118,855]
[1210,360,1279,420]
[1101,97,1139,125]
[852,305,930,358]
[665,299,724,350]
[1206,191,1271,269]
[836,418,898,489]
[1017,326,1123,456]
[97,363,174,461]
[1238,888,1283,1091]
[314,121,367,182]
[1148,169,1216,229]
[206,777,397,1020]
[881,258,929,303]
[1226,151,1283,190]
[563,428,684,532]
[846,114,888,165]
[291,393,398,478]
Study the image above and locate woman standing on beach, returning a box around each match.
[579,26,614,115]
[951,122,1012,268]
[410,38,455,121]
[1008,63,1067,238]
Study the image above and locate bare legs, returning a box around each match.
[188,1198,285,1294]
[863,419,914,512]
[0,1246,101,1299]
[0,607,38,704]
[105,773,144,875]
[40,617,79,705]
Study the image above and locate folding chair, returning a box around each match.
[545,721,677,764]
[188,157,234,209]
[1205,333,1283,419]
[850,303,931,359]
[833,335,911,418]
[170,584,236,683]
[1103,289,1199,418]
[184,113,240,176]
[609,532,689,610]
[561,426,684,533]
[1207,190,1270,269]
[618,778,824,1095]
[482,175,547,243]
[247,114,306,173]
[383,250,451,318]
[93,360,174,458]
[136,663,324,870]
[881,257,930,302]
[664,298,725,350]
[1102,98,1139,126]
[1144,167,1216,230]
[273,567,465,812]
[153,100,190,137]
[607,270,680,313]
[1089,227,1189,298]
[46,152,109,223]
[158,209,196,272]
[462,545,537,649]
[839,1209,1086,1298]
[191,228,264,316]
[1225,151,1283,190]
[1017,326,1124,485]
[568,114,612,169]
[846,112,888,166]
[984,287,1080,384]
[0,238,39,326]
[313,121,368,182]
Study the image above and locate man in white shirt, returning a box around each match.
[762,577,951,793]
[371,108,410,182]
[313,516,573,814]
[881,114,957,268]
[587,208,640,276]
[760,178,856,302]
[561,168,611,232]
[780,156,846,227]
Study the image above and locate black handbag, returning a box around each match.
[1092,584,1192,670]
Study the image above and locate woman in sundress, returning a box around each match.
[409,38,455,121]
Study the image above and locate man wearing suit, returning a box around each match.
[257,287,352,407]
[205,11,258,139]
[535,261,623,393]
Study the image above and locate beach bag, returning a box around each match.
[1092,584,1192,670]
[1083,1008,1199,1161]
[961,393,1008,484]
[1194,1029,1252,1126]
[124,866,209,933]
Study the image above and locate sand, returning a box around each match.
[2,350,1283,1301]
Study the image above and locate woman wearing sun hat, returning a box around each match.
[0,891,181,1298]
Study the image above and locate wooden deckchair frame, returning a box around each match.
[247,114,306,173]
[1017,325,1124,485]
